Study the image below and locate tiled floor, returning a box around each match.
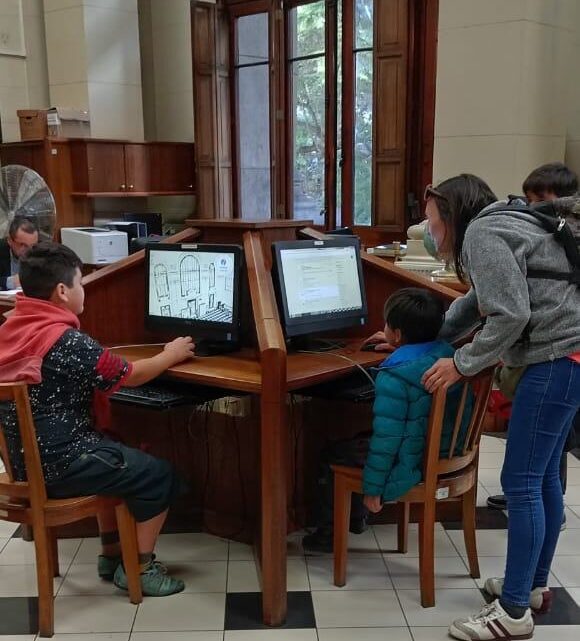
[2,436,580,640]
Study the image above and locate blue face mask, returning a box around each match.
[423,225,439,259]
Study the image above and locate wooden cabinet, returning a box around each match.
[83,142,126,192]
[149,143,195,193]
[69,140,194,196]
[124,144,150,192]
[0,138,196,234]
[0,141,46,177]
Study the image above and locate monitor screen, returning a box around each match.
[145,243,243,343]
[272,238,367,338]
[123,213,163,236]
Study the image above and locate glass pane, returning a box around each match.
[355,0,373,49]
[292,56,325,225]
[336,0,343,227]
[238,65,271,220]
[354,51,373,226]
[237,13,269,65]
[289,1,325,59]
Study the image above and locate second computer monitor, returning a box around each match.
[271,238,368,338]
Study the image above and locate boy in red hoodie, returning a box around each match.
[0,242,194,596]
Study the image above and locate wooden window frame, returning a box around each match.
[219,0,438,237]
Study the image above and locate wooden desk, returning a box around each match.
[113,342,385,393]
[79,219,460,626]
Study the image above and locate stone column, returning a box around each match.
[43,0,144,140]
[433,0,576,197]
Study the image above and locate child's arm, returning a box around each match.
[362,372,410,505]
[122,337,195,387]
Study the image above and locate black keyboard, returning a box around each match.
[299,371,376,402]
[111,381,228,409]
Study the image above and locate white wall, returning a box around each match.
[0,0,49,142]
[139,0,194,142]
[43,0,144,140]
[433,0,578,197]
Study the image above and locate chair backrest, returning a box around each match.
[422,368,495,485]
[0,382,47,507]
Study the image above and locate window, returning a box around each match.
[352,0,373,225]
[288,2,326,225]
[235,13,272,220]
[194,0,438,234]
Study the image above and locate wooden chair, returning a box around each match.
[0,382,142,637]
[332,368,494,607]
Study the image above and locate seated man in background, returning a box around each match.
[0,216,39,290]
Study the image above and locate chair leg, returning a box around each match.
[397,502,410,553]
[34,526,55,637]
[115,503,142,604]
[462,484,480,579]
[333,474,352,587]
[418,501,436,608]
[48,530,60,578]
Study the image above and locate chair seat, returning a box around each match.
[0,471,29,499]
[331,462,478,503]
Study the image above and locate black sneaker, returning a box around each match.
[302,529,333,553]
[486,494,507,510]
[349,515,368,534]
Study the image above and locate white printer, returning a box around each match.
[60,227,128,264]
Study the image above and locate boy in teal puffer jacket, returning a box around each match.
[303,288,473,552]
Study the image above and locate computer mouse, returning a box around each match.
[360,342,380,352]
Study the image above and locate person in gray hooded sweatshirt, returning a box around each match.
[420,174,580,641]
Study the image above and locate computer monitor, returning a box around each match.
[145,243,243,355]
[122,213,163,236]
[271,238,368,341]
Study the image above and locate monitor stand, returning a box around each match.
[194,339,239,357]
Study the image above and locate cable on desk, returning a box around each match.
[297,349,377,387]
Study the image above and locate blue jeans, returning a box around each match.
[501,357,580,607]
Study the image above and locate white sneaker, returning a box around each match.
[484,577,552,613]
[449,599,534,641]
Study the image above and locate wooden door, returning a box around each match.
[148,143,195,193]
[85,143,126,193]
[124,144,150,193]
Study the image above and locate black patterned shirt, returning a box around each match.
[0,329,130,482]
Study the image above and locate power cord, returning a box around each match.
[296,349,377,387]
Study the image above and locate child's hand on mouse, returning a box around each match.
[364,331,396,352]
[163,336,196,363]
[364,495,382,513]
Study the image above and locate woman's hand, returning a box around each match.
[422,357,462,392]
[363,495,382,513]
[364,331,396,353]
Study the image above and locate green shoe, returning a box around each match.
[98,555,122,582]
[113,561,185,597]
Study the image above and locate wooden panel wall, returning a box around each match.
[372,0,408,231]
[192,0,233,219]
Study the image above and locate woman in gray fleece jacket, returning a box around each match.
[421,174,580,641]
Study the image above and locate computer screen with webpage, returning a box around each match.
[272,238,367,339]
[280,245,363,319]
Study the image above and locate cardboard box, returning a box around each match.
[17,110,48,140]
[47,107,90,138]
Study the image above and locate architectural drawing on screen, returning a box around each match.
[150,251,234,323]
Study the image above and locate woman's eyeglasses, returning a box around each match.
[423,184,448,202]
